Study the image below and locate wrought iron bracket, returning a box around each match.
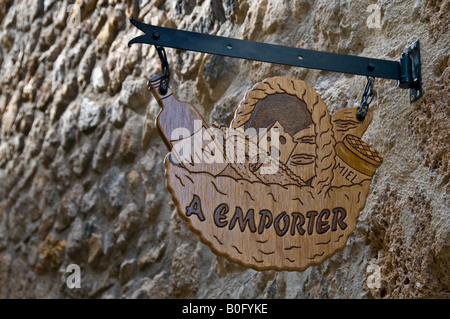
[398,40,423,102]
[128,18,422,103]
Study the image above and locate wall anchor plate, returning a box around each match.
[399,40,423,103]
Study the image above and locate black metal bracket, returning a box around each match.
[128,18,422,103]
[398,41,423,102]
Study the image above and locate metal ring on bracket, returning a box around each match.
[356,76,375,121]
[155,46,170,94]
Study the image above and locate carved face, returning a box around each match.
[246,94,316,185]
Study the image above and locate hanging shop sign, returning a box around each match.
[129,18,421,271]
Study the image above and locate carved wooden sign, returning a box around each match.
[149,75,382,271]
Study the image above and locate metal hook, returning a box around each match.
[155,46,170,94]
[356,76,375,121]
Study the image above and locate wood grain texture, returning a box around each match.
[148,75,209,150]
[152,75,383,271]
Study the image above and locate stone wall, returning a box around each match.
[0,0,448,298]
